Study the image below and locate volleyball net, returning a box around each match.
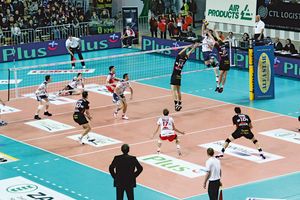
[7,44,215,101]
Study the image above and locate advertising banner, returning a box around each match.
[253,45,275,99]
[205,0,257,26]
[0,33,122,63]
[257,0,300,32]
[122,7,139,44]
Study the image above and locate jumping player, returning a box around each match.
[201,22,218,82]
[73,91,92,144]
[216,107,266,159]
[59,73,84,96]
[113,73,133,120]
[152,108,185,156]
[34,75,52,120]
[106,66,120,93]
[171,44,197,112]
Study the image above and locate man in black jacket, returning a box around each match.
[109,144,143,200]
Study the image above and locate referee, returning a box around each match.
[65,34,86,69]
[203,148,222,200]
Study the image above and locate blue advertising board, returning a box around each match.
[253,45,275,99]
[0,33,122,63]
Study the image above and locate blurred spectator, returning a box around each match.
[167,14,175,38]
[176,13,183,34]
[227,32,238,47]
[186,26,196,37]
[122,26,135,48]
[283,39,298,54]
[149,15,158,38]
[1,18,10,31]
[273,37,283,51]
[157,0,165,15]
[254,15,265,41]
[181,0,189,16]
[0,27,5,45]
[150,0,158,16]
[242,33,249,42]
[91,11,100,23]
[164,0,172,14]
[188,0,197,28]
[100,9,110,19]
[11,23,22,44]
[158,14,167,39]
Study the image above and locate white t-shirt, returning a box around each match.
[254,20,265,34]
[115,80,130,95]
[68,77,82,89]
[205,157,221,181]
[65,37,80,48]
[202,35,214,52]
[157,116,175,137]
[35,81,48,96]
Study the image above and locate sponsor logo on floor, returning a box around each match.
[27,69,95,75]
[23,93,77,105]
[138,154,207,178]
[0,79,22,84]
[0,176,74,199]
[67,132,122,147]
[260,128,300,145]
[199,141,284,163]
[0,152,18,164]
[85,84,130,96]
[0,105,21,115]
[25,119,75,133]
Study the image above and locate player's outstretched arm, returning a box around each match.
[129,86,133,100]
[173,124,185,135]
[152,125,160,138]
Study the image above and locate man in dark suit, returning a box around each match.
[109,144,143,200]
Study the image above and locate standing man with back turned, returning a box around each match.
[109,144,143,200]
[66,34,86,69]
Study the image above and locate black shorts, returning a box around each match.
[36,95,48,101]
[232,129,254,140]
[219,64,230,71]
[170,74,181,86]
[73,113,88,125]
[66,85,74,95]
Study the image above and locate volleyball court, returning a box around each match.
[0,45,300,200]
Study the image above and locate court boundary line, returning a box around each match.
[183,170,300,200]
[66,114,282,158]
[0,134,181,200]
[135,80,299,119]
[23,103,229,142]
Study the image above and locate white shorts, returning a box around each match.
[160,130,175,137]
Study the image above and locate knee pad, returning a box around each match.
[38,105,44,110]
[225,138,231,143]
[253,139,258,144]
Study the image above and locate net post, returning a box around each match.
[248,39,254,101]
[7,69,10,101]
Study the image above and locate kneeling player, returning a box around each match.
[59,73,84,96]
[112,73,133,120]
[73,91,92,144]
[152,108,185,156]
[217,107,266,159]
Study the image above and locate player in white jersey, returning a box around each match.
[112,73,133,120]
[152,109,185,156]
[201,21,219,83]
[34,75,52,120]
[59,73,84,96]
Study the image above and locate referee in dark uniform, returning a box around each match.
[203,148,222,200]
[73,91,92,144]
[66,34,86,69]
[170,44,197,112]
[216,107,266,159]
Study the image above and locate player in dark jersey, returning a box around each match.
[73,91,92,144]
[170,44,197,111]
[216,107,266,159]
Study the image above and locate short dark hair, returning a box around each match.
[121,144,130,154]
[45,75,51,81]
[207,148,214,156]
[163,109,169,116]
[109,66,115,71]
[77,73,82,77]
[82,91,88,98]
[234,107,241,114]
[123,73,128,79]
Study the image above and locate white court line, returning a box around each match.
[67,114,282,158]
[183,170,300,200]
[135,81,298,119]
[9,94,172,124]
[1,134,181,200]
[23,103,229,142]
